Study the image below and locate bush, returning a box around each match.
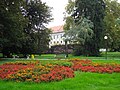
[72,45,84,56]
[51,61,73,67]
[60,62,73,67]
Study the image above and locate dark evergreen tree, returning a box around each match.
[0,0,27,57]
[72,0,106,56]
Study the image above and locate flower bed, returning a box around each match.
[0,62,35,79]
[40,66,74,82]
[0,59,120,83]
[71,59,120,73]
[0,61,74,83]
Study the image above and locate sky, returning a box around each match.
[42,0,68,27]
[42,0,120,28]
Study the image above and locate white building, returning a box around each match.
[49,25,65,48]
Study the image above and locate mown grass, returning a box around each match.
[0,52,120,60]
[36,52,120,60]
[0,72,120,90]
[1,59,120,65]
[0,59,120,90]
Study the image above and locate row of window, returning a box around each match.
[49,40,64,45]
[51,34,64,39]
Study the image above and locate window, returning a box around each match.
[54,35,55,39]
[57,35,58,39]
[51,42,52,44]
[52,36,54,39]
[60,34,62,38]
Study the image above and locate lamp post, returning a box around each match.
[65,40,68,58]
[104,36,108,59]
[63,36,68,58]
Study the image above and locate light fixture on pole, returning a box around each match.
[63,36,69,58]
[104,35,108,59]
[104,36,108,40]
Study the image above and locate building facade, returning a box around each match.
[49,25,65,48]
[48,25,73,54]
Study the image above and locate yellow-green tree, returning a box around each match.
[104,0,120,51]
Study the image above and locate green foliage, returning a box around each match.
[64,0,106,56]
[0,0,52,57]
[76,0,106,56]
[72,45,83,56]
[0,0,27,57]
[65,0,75,15]
[63,16,75,31]
[26,0,52,30]
[104,0,120,51]
[63,0,75,31]
[65,17,94,45]
[52,61,73,67]
[22,0,52,55]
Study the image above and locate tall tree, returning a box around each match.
[0,0,27,57]
[21,0,52,55]
[64,17,94,56]
[63,0,75,31]
[65,0,106,56]
[0,0,52,57]
[64,17,94,45]
[104,0,120,51]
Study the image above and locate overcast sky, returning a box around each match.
[42,0,68,27]
[42,0,120,27]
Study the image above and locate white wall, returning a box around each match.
[49,32,65,48]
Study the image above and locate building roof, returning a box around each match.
[50,25,64,33]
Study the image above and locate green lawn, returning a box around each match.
[0,52,120,60]
[0,59,120,90]
[1,59,120,65]
[0,72,120,90]
[35,52,120,60]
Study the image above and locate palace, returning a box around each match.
[49,25,65,48]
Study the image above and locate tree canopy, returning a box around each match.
[64,0,106,56]
[104,0,120,51]
[0,0,27,57]
[21,0,52,55]
[0,0,52,57]
[64,17,94,45]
